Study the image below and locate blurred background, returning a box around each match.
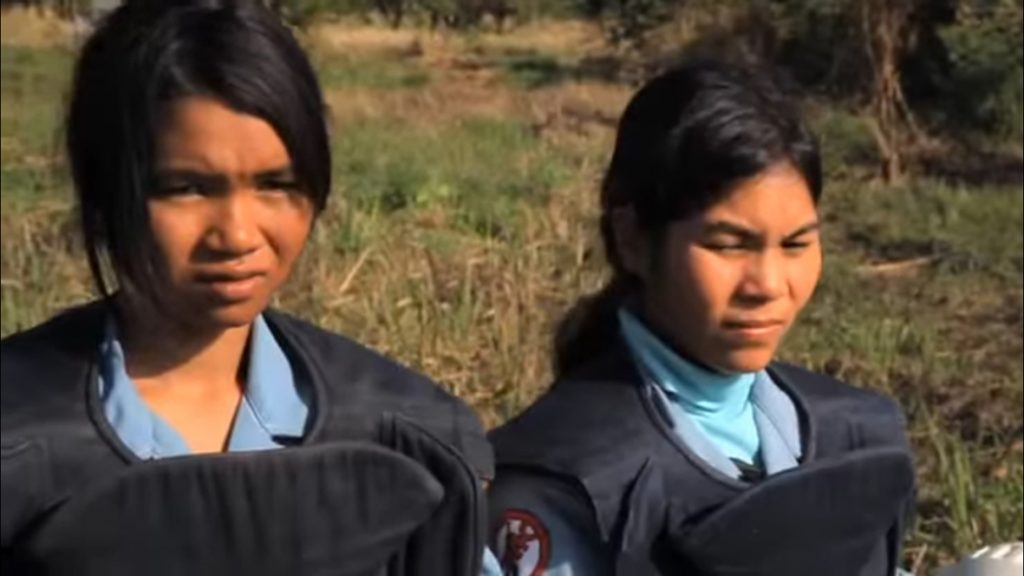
[1,0,1021,571]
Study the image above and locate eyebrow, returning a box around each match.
[701,219,821,241]
[252,166,297,181]
[155,165,296,183]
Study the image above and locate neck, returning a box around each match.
[115,295,252,396]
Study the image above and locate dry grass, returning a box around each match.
[0,7,80,48]
[307,20,432,58]
[307,18,605,60]
[469,19,606,57]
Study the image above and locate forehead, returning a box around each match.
[156,96,290,170]
[698,163,817,230]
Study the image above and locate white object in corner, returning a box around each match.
[937,542,1024,576]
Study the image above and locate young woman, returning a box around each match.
[489,59,916,576]
[0,1,496,574]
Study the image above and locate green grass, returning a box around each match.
[0,45,72,162]
[488,48,574,89]
[332,117,569,239]
[833,181,1024,281]
[314,53,431,90]
[782,180,1023,569]
[1,41,1021,574]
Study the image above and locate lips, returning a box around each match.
[722,318,786,329]
[193,269,267,302]
[721,318,786,340]
[194,269,265,283]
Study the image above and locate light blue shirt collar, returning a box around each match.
[98,314,309,459]
[618,308,757,418]
[241,314,309,440]
[618,308,801,477]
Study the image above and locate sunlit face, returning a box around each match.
[621,163,822,373]
[142,96,315,330]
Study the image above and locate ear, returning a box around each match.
[610,206,652,281]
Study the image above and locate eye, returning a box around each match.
[704,242,745,252]
[702,236,753,253]
[257,179,301,194]
[154,181,203,197]
[782,239,813,252]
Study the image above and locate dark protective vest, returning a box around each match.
[1,301,494,575]
[491,343,915,576]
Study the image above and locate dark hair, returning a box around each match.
[554,57,822,376]
[66,0,331,300]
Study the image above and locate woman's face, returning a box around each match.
[628,163,822,374]
[143,96,315,330]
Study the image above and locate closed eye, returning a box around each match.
[782,239,813,250]
[257,179,301,193]
[704,242,748,252]
[154,181,204,197]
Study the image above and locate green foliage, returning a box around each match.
[272,0,373,26]
[919,409,1024,560]
[488,48,572,88]
[812,109,880,178]
[774,0,865,95]
[935,1,1023,142]
[602,0,675,47]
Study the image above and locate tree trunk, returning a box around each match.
[860,0,920,183]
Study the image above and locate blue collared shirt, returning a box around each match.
[98,314,309,458]
[98,314,504,574]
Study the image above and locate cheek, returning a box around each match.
[264,205,314,267]
[675,248,740,311]
[146,205,205,272]
[789,249,823,306]
[654,245,736,320]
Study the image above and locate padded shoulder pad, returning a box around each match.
[266,310,494,481]
[382,415,488,576]
[23,442,444,576]
[673,446,915,576]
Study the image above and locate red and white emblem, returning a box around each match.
[496,509,551,576]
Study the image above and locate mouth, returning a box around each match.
[193,270,267,302]
[721,318,787,338]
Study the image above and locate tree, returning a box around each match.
[860,0,922,181]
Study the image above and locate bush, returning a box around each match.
[935,6,1023,143]
[813,108,881,179]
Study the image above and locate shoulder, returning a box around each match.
[2,300,104,369]
[490,375,659,536]
[265,310,494,479]
[491,369,652,470]
[266,310,449,399]
[489,470,611,576]
[770,362,905,417]
[2,301,112,545]
[2,300,106,429]
[769,362,909,447]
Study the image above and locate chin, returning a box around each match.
[190,300,267,331]
[712,349,776,374]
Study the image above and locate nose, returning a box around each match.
[737,250,786,303]
[203,192,261,258]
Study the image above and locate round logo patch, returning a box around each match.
[496,509,551,576]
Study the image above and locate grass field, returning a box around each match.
[1,10,1021,572]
